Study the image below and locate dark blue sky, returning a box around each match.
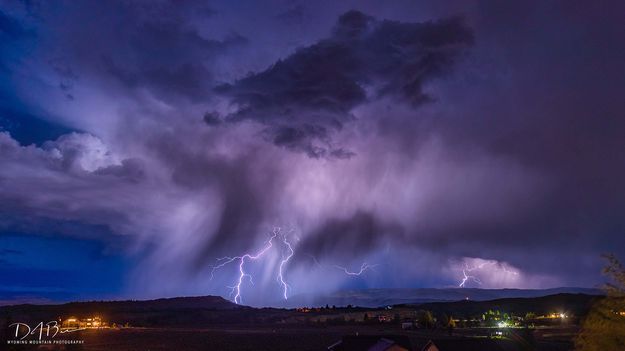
[1,0,624,307]
[0,233,130,304]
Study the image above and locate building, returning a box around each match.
[401,321,415,330]
[328,335,412,351]
[61,316,106,329]
[376,314,392,322]
[421,339,507,351]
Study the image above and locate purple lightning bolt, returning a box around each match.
[277,234,294,300]
[459,265,482,287]
[210,229,279,304]
[333,262,378,276]
[209,227,296,304]
[458,260,519,287]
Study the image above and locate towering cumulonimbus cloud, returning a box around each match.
[1,1,625,306]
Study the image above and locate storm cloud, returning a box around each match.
[211,11,472,157]
[1,0,624,306]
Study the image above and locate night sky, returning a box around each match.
[1,1,624,307]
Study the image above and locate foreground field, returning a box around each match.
[4,325,577,351]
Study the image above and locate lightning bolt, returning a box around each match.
[224,229,278,304]
[209,227,378,303]
[209,227,295,304]
[305,253,323,268]
[277,233,294,300]
[459,264,483,287]
[305,253,377,277]
[458,260,519,287]
[502,266,519,276]
[333,262,378,276]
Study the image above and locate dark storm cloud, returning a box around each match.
[211,10,472,158]
[3,0,625,304]
[265,124,354,159]
[298,211,403,260]
[202,112,222,126]
[404,0,625,280]
[94,158,145,182]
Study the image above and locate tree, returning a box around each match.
[416,310,434,329]
[575,254,625,351]
[445,315,456,336]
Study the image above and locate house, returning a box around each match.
[61,316,106,329]
[376,314,392,322]
[421,339,508,351]
[401,321,415,330]
[328,335,412,351]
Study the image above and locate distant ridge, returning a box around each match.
[0,295,242,313]
[0,288,604,310]
[285,287,603,308]
[409,293,601,317]
[0,295,247,327]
